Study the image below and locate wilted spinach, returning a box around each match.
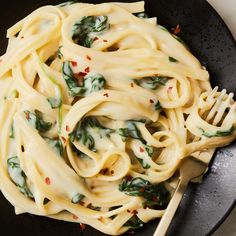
[200,125,234,138]
[72,15,109,47]
[7,156,34,198]
[62,61,106,97]
[134,76,169,90]
[119,177,170,209]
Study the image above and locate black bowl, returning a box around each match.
[0,0,236,235]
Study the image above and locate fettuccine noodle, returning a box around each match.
[0,1,235,235]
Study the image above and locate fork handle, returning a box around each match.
[153,179,189,236]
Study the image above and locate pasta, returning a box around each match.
[0,1,236,235]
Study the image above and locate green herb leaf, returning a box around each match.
[72,16,109,48]
[134,76,169,90]
[7,156,34,198]
[62,61,106,97]
[9,123,14,139]
[47,97,62,109]
[44,137,63,156]
[200,125,235,138]
[137,157,151,169]
[124,216,144,229]
[154,101,162,110]
[169,56,179,63]
[119,177,170,209]
[57,46,63,59]
[71,193,84,204]
[24,110,52,132]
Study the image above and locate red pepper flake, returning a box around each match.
[149,99,154,104]
[61,136,66,144]
[72,215,78,220]
[130,83,134,88]
[152,196,158,202]
[140,187,145,193]
[127,209,131,213]
[171,24,181,35]
[132,210,138,215]
[126,175,132,181]
[86,55,91,61]
[76,72,87,77]
[103,39,108,42]
[93,37,99,41]
[103,93,109,97]
[139,147,144,153]
[71,61,77,67]
[25,111,30,120]
[80,223,86,231]
[45,177,51,185]
[66,125,70,132]
[84,66,90,73]
[167,86,173,93]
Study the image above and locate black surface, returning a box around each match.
[0,0,236,235]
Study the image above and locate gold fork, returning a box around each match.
[153,156,208,236]
[154,86,236,236]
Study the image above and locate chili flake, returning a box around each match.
[84,67,90,73]
[25,111,30,120]
[103,39,108,42]
[66,125,70,132]
[139,147,144,153]
[80,223,86,230]
[76,72,87,77]
[45,177,51,185]
[86,55,91,60]
[127,209,131,213]
[93,37,99,41]
[171,24,181,35]
[73,214,78,220]
[167,86,173,93]
[132,210,138,215]
[103,93,109,97]
[140,187,145,193]
[61,136,66,144]
[71,61,77,67]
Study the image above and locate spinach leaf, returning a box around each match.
[70,117,114,151]
[44,137,63,156]
[72,16,109,48]
[47,97,62,109]
[119,177,170,209]
[57,46,63,59]
[169,56,179,63]
[124,216,144,229]
[7,156,34,198]
[117,121,143,142]
[71,193,85,204]
[154,101,162,111]
[9,123,14,139]
[137,157,151,169]
[62,61,106,97]
[134,76,169,90]
[200,125,235,138]
[24,110,52,132]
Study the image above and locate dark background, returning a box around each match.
[0,0,236,235]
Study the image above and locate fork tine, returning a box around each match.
[206,89,227,122]
[206,86,218,102]
[212,92,234,125]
